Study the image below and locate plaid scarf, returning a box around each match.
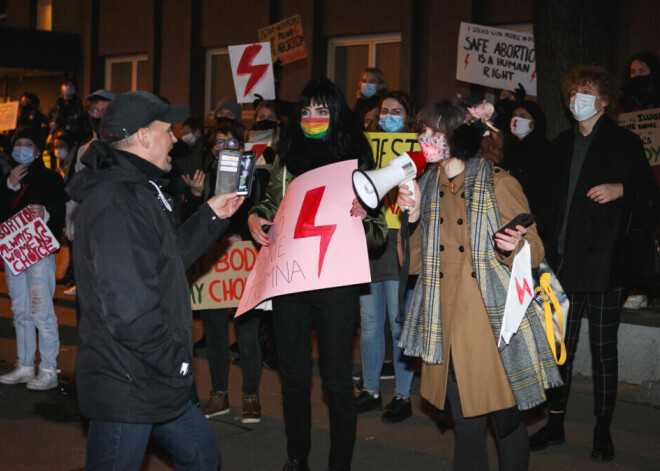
[400,157,562,410]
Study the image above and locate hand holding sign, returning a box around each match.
[229,43,276,104]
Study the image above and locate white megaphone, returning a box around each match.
[352,151,426,210]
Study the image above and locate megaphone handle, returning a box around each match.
[402,179,415,211]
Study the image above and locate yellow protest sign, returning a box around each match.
[365,132,421,228]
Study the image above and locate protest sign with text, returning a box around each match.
[236,159,371,316]
[365,132,421,229]
[456,22,536,96]
[258,14,307,64]
[619,107,660,167]
[0,101,19,132]
[0,206,60,275]
[188,240,259,310]
[228,42,276,104]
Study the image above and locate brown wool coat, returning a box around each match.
[418,166,544,418]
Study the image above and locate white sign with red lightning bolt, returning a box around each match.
[228,42,276,104]
[456,22,537,96]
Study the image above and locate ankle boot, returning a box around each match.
[592,418,615,461]
[529,411,565,451]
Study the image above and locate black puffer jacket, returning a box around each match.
[66,140,229,423]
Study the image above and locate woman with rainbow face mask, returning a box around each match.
[248,78,387,471]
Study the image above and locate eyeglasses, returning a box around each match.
[213,138,239,150]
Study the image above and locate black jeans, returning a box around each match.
[445,366,529,470]
[548,288,622,420]
[199,308,262,394]
[273,285,359,471]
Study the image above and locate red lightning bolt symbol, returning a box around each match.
[514,277,532,304]
[531,70,536,81]
[237,44,269,97]
[464,53,470,69]
[293,187,337,277]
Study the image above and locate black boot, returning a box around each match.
[282,457,310,471]
[591,417,615,461]
[529,411,565,450]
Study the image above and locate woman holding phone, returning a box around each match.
[396,99,560,470]
[182,121,264,424]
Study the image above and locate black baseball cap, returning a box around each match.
[101,91,189,142]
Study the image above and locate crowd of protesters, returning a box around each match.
[0,52,658,470]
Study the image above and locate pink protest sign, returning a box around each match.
[0,206,60,275]
[236,159,371,316]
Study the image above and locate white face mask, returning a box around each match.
[54,148,68,160]
[570,93,602,122]
[510,117,533,140]
[182,133,196,146]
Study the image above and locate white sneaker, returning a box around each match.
[26,367,59,390]
[64,285,76,296]
[0,365,35,384]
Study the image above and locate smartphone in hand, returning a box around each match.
[492,213,535,241]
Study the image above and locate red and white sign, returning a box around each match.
[0,206,60,275]
[456,22,537,96]
[500,240,534,346]
[188,240,259,310]
[228,42,276,104]
[236,160,372,316]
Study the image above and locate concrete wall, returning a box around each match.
[573,317,660,385]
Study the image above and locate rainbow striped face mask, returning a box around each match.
[300,117,330,140]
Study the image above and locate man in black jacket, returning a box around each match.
[529,66,657,461]
[66,91,243,470]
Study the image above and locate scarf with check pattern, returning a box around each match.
[400,157,562,410]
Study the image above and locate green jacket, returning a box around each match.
[249,154,388,253]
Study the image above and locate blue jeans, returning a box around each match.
[359,280,415,397]
[4,254,59,369]
[86,402,219,470]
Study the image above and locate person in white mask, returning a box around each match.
[529,66,658,462]
[504,100,552,240]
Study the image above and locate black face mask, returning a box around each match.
[90,117,102,136]
[215,116,237,126]
[622,75,658,110]
[253,119,277,131]
[626,75,654,93]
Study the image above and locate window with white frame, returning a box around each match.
[105,55,149,94]
[327,33,401,108]
[205,47,237,118]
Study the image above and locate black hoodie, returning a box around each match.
[66,140,229,423]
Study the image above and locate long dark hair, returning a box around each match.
[281,78,375,170]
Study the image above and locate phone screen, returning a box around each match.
[236,151,256,196]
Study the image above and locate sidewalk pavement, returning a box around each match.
[0,273,659,470]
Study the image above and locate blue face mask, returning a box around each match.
[361,82,377,99]
[12,146,35,165]
[378,114,404,133]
